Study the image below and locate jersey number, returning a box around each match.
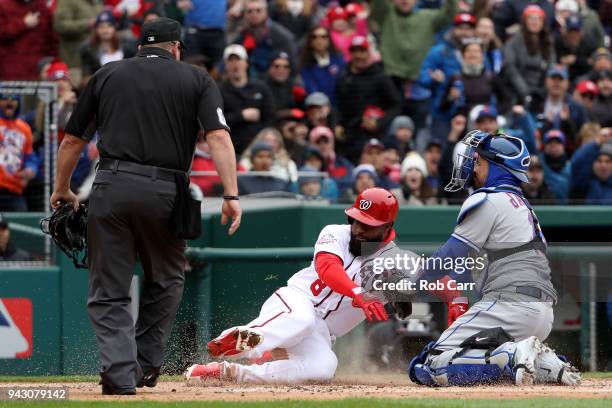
[506,193,524,209]
[310,278,328,296]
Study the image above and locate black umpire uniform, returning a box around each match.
[64,18,230,394]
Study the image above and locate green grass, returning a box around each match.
[0,398,610,408]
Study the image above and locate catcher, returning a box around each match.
[185,188,414,383]
[408,130,581,387]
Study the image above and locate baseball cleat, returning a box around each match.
[207,326,264,358]
[513,336,541,386]
[534,344,581,386]
[184,362,221,383]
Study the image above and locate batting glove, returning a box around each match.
[352,288,388,322]
[447,297,468,326]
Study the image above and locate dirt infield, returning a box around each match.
[3,374,611,402]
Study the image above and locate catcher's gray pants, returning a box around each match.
[87,169,187,390]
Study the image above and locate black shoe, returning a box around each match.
[101,384,136,395]
[136,368,160,388]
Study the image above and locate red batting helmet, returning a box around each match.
[345,188,398,227]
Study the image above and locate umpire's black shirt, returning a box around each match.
[65,47,230,172]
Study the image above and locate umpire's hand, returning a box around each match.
[221,199,241,235]
[50,189,80,210]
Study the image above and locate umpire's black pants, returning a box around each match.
[87,168,187,390]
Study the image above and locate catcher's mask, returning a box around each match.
[40,203,88,268]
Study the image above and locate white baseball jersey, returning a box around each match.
[287,224,366,337]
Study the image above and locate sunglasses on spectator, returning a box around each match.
[311,33,329,39]
[316,136,330,144]
[272,63,290,69]
[580,92,596,100]
[246,8,264,14]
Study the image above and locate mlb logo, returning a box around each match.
[0,298,32,358]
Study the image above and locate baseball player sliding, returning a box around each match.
[185,188,403,383]
[408,130,581,386]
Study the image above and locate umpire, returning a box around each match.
[50,18,241,395]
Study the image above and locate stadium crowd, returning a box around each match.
[1,0,612,210]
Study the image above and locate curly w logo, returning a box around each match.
[359,200,372,211]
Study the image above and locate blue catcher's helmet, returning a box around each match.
[445,130,530,192]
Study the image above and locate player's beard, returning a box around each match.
[349,232,385,257]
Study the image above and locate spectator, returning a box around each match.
[418,13,477,139]
[80,10,137,81]
[237,0,297,79]
[0,94,38,211]
[237,142,290,195]
[303,92,336,129]
[423,140,442,192]
[191,139,223,197]
[540,129,572,203]
[297,165,325,201]
[469,105,538,156]
[53,0,100,84]
[308,125,354,194]
[336,35,401,162]
[554,14,600,82]
[591,69,612,127]
[300,26,346,106]
[578,47,612,83]
[555,0,605,49]
[571,133,612,204]
[577,121,602,147]
[573,79,599,118]
[270,0,317,46]
[491,0,554,40]
[276,110,308,164]
[502,5,555,108]
[521,154,557,203]
[385,116,415,158]
[533,65,587,154]
[181,0,227,65]
[369,0,458,133]
[220,44,275,154]
[240,127,298,182]
[439,38,508,122]
[476,17,503,74]
[340,163,379,203]
[381,142,402,185]
[0,214,32,261]
[294,146,339,201]
[399,153,437,205]
[326,6,352,62]
[0,0,58,80]
[266,51,304,116]
[359,138,384,167]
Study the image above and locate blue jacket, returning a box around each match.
[184,0,227,30]
[540,154,571,203]
[417,37,462,121]
[300,54,345,107]
[571,142,612,204]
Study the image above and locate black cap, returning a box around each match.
[139,17,186,49]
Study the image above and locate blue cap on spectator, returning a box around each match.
[269,50,290,65]
[565,14,582,31]
[476,105,497,122]
[96,10,116,27]
[353,164,379,182]
[547,65,569,80]
[543,129,566,144]
[250,142,274,158]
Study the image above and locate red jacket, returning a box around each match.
[0,0,58,80]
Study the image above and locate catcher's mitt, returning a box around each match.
[41,203,88,268]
